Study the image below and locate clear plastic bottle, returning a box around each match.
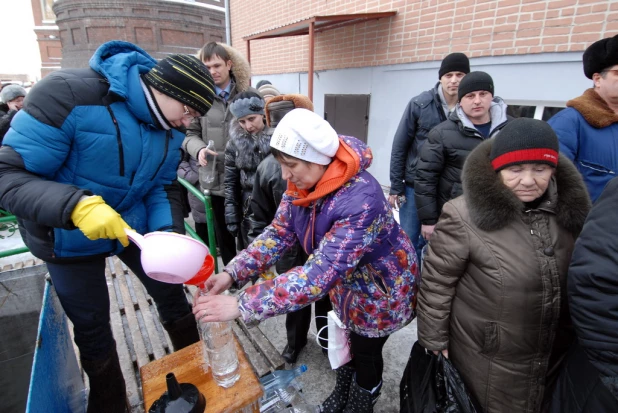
[259,365,308,395]
[198,288,240,388]
[198,140,217,188]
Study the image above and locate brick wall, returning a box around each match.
[230,0,618,75]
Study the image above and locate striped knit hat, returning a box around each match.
[143,54,215,115]
[490,118,559,172]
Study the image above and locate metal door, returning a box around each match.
[324,94,370,143]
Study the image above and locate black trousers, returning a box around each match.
[46,244,192,361]
[348,332,390,391]
[286,295,332,350]
[210,194,236,265]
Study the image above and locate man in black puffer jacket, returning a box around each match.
[550,177,618,413]
[415,71,510,240]
[388,53,470,261]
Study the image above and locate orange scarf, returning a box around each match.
[286,138,361,207]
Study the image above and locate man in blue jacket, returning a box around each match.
[388,53,469,261]
[0,41,215,412]
[548,34,618,202]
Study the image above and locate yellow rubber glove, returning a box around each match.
[71,196,132,247]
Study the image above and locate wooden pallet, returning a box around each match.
[1,256,285,412]
[104,257,285,412]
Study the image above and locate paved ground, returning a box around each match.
[258,313,417,412]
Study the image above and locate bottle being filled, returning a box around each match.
[198,287,240,388]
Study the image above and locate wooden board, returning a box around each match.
[140,338,262,413]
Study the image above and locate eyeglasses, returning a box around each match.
[183,105,200,120]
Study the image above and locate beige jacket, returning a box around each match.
[182,43,252,196]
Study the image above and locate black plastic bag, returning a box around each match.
[400,341,439,413]
[400,342,480,413]
[435,353,481,413]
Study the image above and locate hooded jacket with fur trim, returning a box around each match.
[0,41,186,262]
[182,43,253,196]
[418,139,591,413]
[223,136,419,338]
[548,88,618,202]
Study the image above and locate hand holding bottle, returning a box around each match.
[193,294,241,323]
[198,140,218,167]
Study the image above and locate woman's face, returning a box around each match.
[279,156,327,190]
[238,114,265,135]
[499,163,554,202]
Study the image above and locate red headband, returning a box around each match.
[491,148,558,171]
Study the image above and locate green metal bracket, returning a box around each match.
[177,177,219,273]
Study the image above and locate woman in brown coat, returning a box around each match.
[417,118,591,413]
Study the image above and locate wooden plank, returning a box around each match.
[232,323,271,378]
[237,319,286,371]
[127,269,169,360]
[112,258,151,371]
[140,339,262,413]
[120,262,155,362]
[134,275,173,355]
[105,258,141,411]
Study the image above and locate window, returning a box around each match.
[504,101,566,122]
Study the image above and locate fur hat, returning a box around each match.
[229,91,265,119]
[143,54,215,115]
[583,34,618,79]
[256,80,272,89]
[0,84,27,103]
[265,94,314,127]
[439,53,470,78]
[270,108,339,165]
[457,71,494,102]
[490,118,559,172]
[258,84,281,99]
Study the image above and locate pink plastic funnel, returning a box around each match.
[125,229,209,284]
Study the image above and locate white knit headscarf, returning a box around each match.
[270,109,339,165]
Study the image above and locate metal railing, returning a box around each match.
[0,180,219,273]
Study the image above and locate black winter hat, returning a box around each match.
[457,71,494,102]
[143,54,215,116]
[583,34,618,79]
[438,52,470,78]
[490,118,559,172]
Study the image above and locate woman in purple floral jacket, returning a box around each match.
[194,109,418,413]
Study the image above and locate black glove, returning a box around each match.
[227,223,239,237]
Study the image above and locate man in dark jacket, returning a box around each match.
[415,71,510,239]
[388,53,469,260]
[0,84,26,142]
[248,94,331,364]
[550,177,618,412]
[0,41,215,412]
[548,34,618,203]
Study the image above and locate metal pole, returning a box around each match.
[308,20,315,102]
[0,246,29,258]
[177,177,219,273]
[224,0,232,45]
[203,190,219,274]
